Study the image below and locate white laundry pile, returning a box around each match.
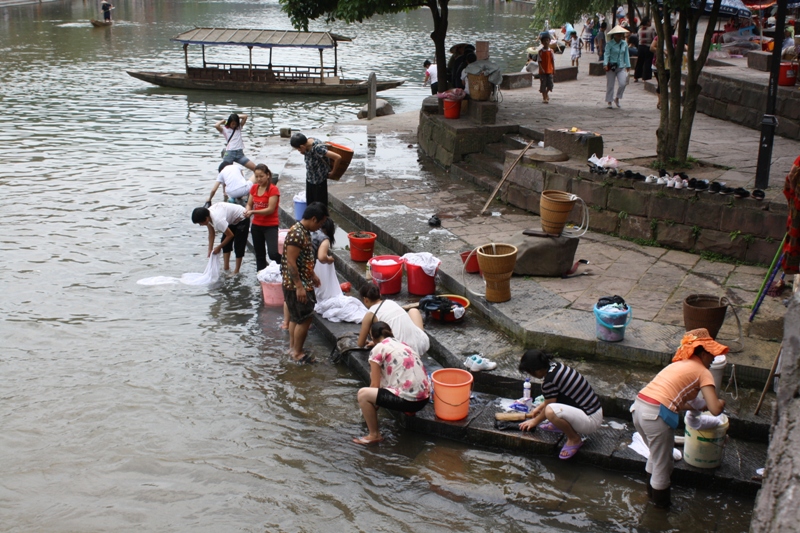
[256,262,282,284]
[630,432,683,461]
[372,258,400,266]
[402,252,441,277]
[315,295,368,323]
[137,255,222,286]
[293,191,306,203]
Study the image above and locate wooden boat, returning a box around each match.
[90,19,113,27]
[127,28,404,96]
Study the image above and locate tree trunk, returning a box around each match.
[428,0,449,93]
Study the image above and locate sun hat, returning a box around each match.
[526,46,539,54]
[672,328,729,362]
[607,25,630,36]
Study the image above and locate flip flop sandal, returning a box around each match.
[752,189,765,201]
[538,421,563,433]
[295,354,316,365]
[559,441,584,460]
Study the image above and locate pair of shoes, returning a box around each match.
[464,354,497,371]
[695,180,709,191]
[559,440,584,460]
[658,168,669,178]
[614,98,621,108]
[353,436,385,446]
[709,181,723,193]
[607,102,613,109]
[645,175,658,184]
[752,189,765,200]
[734,187,750,198]
[687,178,697,190]
[656,176,669,185]
[720,186,735,195]
[538,421,563,432]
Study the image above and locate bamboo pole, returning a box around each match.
[754,343,782,416]
[479,140,535,215]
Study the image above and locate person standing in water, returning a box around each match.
[101,0,113,21]
[215,113,256,172]
[191,203,250,275]
[245,163,281,272]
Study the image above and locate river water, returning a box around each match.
[0,0,754,531]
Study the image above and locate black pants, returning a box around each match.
[306,180,328,207]
[635,45,653,81]
[251,224,281,271]
[221,218,250,258]
[430,82,438,95]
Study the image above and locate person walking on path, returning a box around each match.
[191,202,250,275]
[517,349,603,460]
[537,32,555,104]
[281,201,328,364]
[603,25,631,108]
[634,17,656,82]
[245,163,281,272]
[353,321,430,445]
[357,284,430,356]
[631,328,727,509]
[423,60,438,95]
[595,21,607,60]
[206,161,254,207]
[289,132,342,207]
[216,113,256,172]
[569,30,582,69]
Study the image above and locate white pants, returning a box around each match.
[631,398,674,490]
[550,403,603,435]
[605,68,628,103]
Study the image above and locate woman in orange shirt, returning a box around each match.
[631,328,727,509]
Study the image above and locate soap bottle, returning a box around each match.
[523,378,532,409]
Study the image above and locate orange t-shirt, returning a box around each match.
[639,357,715,413]
[538,49,555,75]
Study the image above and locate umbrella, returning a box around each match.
[692,0,752,18]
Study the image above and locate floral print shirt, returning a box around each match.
[280,221,315,291]
[369,337,430,402]
[304,139,330,185]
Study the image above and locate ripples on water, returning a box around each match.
[0,0,753,531]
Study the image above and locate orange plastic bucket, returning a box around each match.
[779,62,797,86]
[260,281,284,307]
[405,261,437,296]
[348,231,377,262]
[368,255,404,295]
[443,100,461,119]
[432,368,473,421]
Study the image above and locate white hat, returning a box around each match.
[607,25,630,36]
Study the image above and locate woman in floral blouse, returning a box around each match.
[353,321,430,445]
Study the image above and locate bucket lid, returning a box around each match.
[712,355,727,366]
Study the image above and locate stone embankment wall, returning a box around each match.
[750,293,800,533]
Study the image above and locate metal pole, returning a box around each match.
[754,0,788,190]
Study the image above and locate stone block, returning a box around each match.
[695,228,748,260]
[647,194,687,224]
[543,128,603,160]
[421,96,439,114]
[572,179,608,209]
[618,215,653,241]
[588,209,619,234]
[553,66,578,83]
[508,163,545,192]
[589,62,605,76]
[781,93,800,121]
[713,100,730,120]
[762,211,787,240]
[656,221,695,250]
[777,117,800,140]
[685,201,722,230]
[719,204,764,234]
[747,50,773,72]
[469,101,498,125]
[741,86,765,110]
[746,238,781,265]
[607,187,648,217]
[543,171,572,193]
[500,72,532,90]
[434,143,454,167]
[696,94,713,114]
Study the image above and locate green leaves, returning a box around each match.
[280,0,426,30]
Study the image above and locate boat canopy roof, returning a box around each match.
[171,28,352,49]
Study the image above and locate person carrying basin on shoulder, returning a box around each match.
[216,113,256,172]
[207,161,254,207]
[191,202,250,275]
[357,284,429,356]
[631,328,727,509]
[289,132,342,208]
[353,321,430,446]
[603,25,631,109]
[517,349,603,460]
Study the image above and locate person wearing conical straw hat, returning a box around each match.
[630,328,727,509]
[603,24,632,109]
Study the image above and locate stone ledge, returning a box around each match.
[544,128,603,160]
[500,71,532,90]
[747,50,773,72]
[535,66,578,83]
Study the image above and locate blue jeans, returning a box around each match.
[222,149,251,168]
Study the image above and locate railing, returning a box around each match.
[188,62,338,83]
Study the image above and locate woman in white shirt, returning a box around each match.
[215,113,256,171]
[357,284,429,356]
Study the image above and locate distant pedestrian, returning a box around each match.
[634,17,656,82]
[603,25,631,108]
[215,113,256,172]
[581,20,594,51]
[423,60,438,95]
[569,30,582,68]
[281,201,328,364]
[289,132,343,207]
[191,203,250,275]
[537,32,555,104]
[206,161,253,206]
[595,21,607,60]
[245,163,281,272]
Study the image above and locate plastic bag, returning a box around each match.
[597,155,619,169]
[437,88,466,101]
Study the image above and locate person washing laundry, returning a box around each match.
[206,161,254,206]
[191,202,250,275]
[517,349,603,460]
[357,284,429,356]
[423,60,438,95]
[289,132,342,207]
[603,24,631,108]
[631,328,727,509]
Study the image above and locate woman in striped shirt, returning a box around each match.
[518,349,603,460]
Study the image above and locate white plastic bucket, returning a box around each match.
[709,355,727,392]
[683,413,729,469]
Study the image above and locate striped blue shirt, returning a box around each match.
[542,363,602,415]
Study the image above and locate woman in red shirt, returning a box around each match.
[245,164,281,271]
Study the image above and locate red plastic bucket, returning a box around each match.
[348,231,377,262]
[779,62,797,86]
[460,250,480,274]
[260,281,284,307]
[443,100,461,119]
[405,261,437,296]
[368,255,404,295]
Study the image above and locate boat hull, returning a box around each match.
[126,71,404,96]
[90,19,112,27]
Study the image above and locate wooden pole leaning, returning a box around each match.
[479,140,536,216]
[754,343,783,416]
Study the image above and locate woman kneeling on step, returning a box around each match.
[518,349,603,460]
[354,321,430,445]
[631,328,727,509]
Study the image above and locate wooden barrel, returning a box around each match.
[540,190,577,236]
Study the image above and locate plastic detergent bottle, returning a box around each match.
[523,379,532,409]
[365,262,372,280]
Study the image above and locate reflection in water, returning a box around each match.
[0,0,754,531]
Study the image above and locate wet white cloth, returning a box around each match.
[402,252,441,277]
[256,261,282,284]
[137,255,222,286]
[372,258,400,266]
[315,295,368,323]
[630,431,682,461]
[293,191,307,203]
[685,410,726,430]
[314,259,341,302]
